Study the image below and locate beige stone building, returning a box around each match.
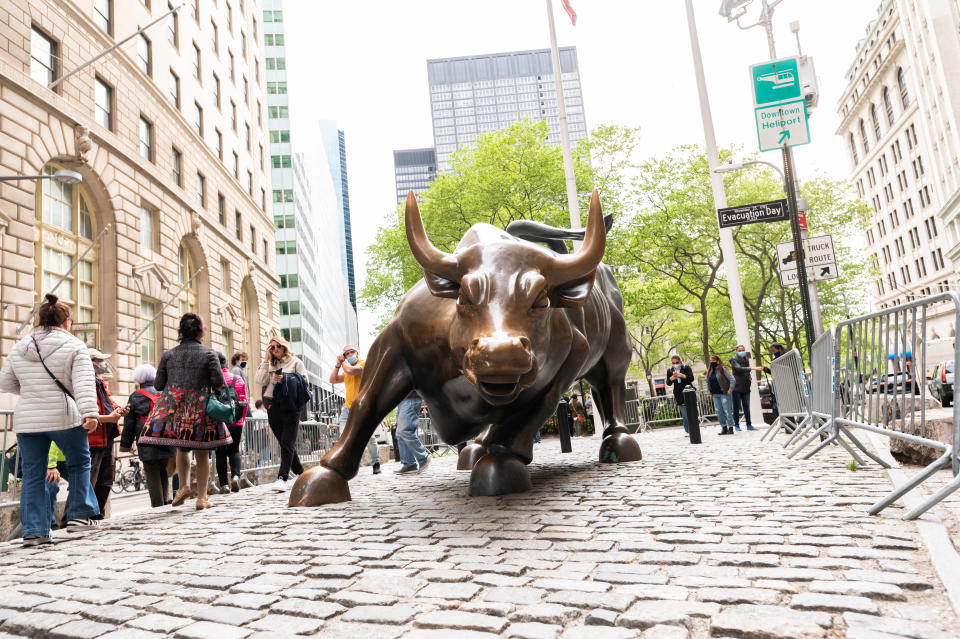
[0,0,278,400]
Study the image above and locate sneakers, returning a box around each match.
[372,462,381,475]
[289,472,299,482]
[239,474,255,489]
[734,426,742,431]
[65,518,100,532]
[23,535,52,546]
[268,478,288,491]
[230,476,241,492]
[746,425,758,431]
[395,464,418,474]
[416,457,430,473]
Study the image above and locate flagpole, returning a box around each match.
[546,0,580,232]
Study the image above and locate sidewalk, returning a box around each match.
[0,427,956,638]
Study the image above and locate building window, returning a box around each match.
[898,67,909,108]
[267,82,287,95]
[196,172,205,208]
[36,165,97,327]
[171,147,182,186]
[848,133,859,165]
[263,238,268,259]
[138,116,153,161]
[245,123,251,150]
[270,130,291,143]
[211,19,219,55]
[193,101,203,136]
[260,188,266,211]
[259,143,264,169]
[192,42,201,78]
[93,0,112,35]
[232,151,239,178]
[30,27,57,86]
[140,206,153,250]
[235,211,242,241]
[229,51,235,81]
[218,193,226,225]
[169,69,180,107]
[136,34,152,75]
[220,259,231,294]
[230,100,237,130]
[177,244,197,314]
[94,77,113,130]
[870,104,881,141]
[249,225,256,252]
[241,31,247,60]
[243,76,248,103]
[271,155,292,168]
[227,2,234,31]
[272,189,294,203]
[247,170,253,195]
[215,129,223,159]
[266,57,287,70]
[168,2,178,46]
[859,119,869,154]
[140,299,157,365]
[213,73,221,107]
[883,86,894,125]
[189,0,198,21]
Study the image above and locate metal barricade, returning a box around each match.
[417,418,457,457]
[240,417,342,477]
[761,348,808,442]
[0,410,18,506]
[624,399,641,433]
[635,392,717,431]
[795,292,960,519]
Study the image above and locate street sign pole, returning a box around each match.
[797,200,825,336]
[783,146,815,356]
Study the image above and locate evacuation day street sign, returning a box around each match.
[750,57,811,152]
[717,199,789,229]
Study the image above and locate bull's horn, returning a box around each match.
[404,190,459,282]
[551,189,606,283]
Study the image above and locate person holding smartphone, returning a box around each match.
[255,335,307,490]
[729,345,762,431]
[329,345,381,474]
[665,355,694,434]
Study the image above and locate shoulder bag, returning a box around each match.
[31,337,76,403]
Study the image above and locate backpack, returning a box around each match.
[225,376,246,423]
[134,389,159,431]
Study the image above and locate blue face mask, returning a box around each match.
[346,355,358,365]
[239,361,248,368]
[736,351,747,358]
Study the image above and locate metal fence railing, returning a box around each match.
[1,410,18,506]
[417,418,457,457]
[627,392,718,433]
[240,418,341,477]
[791,292,960,520]
[762,349,808,442]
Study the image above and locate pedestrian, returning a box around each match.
[330,345,381,474]
[230,351,249,386]
[138,313,231,510]
[570,393,587,436]
[82,347,129,520]
[119,364,175,507]
[729,345,763,432]
[215,352,248,492]
[708,354,737,435]
[0,293,102,544]
[666,355,695,434]
[394,391,430,474]
[255,335,307,490]
[763,342,786,374]
[45,443,67,529]
[250,399,268,418]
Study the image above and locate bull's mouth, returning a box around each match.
[477,376,522,397]
[465,366,539,405]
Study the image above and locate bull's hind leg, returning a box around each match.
[289,330,411,507]
[586,356,642,465]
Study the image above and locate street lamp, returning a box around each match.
[0,170,82,184]
[713,160,786,190]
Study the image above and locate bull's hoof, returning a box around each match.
[288,465,351,507]
[457,443,489,470]
[468,453,532,496]
[599,432,643,464]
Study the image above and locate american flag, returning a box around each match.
[561,0,577,26]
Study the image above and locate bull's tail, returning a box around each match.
[505,215,613,255]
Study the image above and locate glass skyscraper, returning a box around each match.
[318,121,357,313]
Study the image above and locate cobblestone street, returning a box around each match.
[1,427,958,638]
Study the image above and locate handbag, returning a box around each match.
[205,377,242,423]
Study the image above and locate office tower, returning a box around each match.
[0,0,277,398]
[393,148,437,204]
[838,0,959,338]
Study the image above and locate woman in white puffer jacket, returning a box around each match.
[0,294,102,545]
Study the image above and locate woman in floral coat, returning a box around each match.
[139,313,229,509]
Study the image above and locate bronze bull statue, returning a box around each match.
[289,189,641,506]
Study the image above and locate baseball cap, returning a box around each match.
[87,348,111,360]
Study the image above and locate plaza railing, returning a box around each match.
[1,410,18,506]
[631,392,717,433]
[790,292,960,520]
[761,348,809,442]
[240,417,341,478]
[624,399,641,432]
[417,418,457,457]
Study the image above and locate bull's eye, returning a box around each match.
[532,291,550,309]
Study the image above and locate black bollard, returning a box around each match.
[556,401,573,453]
[683,386,702,444]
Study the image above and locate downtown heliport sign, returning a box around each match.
[717,199,789,229]
[750,57,811,152]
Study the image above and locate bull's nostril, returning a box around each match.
[518,337,531,351]
[470,339,481,350]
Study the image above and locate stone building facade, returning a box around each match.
[0,0,278,400]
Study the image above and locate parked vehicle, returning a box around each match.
[872,373,921,394]
[929,360,954,407]
[758,377,779,425]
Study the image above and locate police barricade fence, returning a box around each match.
[632,392,717,433]
[1,410,18,506]
[792,291,960,520]
[762,348,808,442]
[417,417,457,457]
[240,417,341,478]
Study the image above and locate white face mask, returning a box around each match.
[93,361,108,375]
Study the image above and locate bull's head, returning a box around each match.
[405,190,607,406]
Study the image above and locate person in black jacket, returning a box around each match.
[666,355,695,434]
[119,364,175,507]
[729,345,762,432]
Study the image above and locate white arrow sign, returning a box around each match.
[777,235,838,285]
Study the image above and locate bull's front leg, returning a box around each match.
[289,330,411,507]
[586,318,642,464]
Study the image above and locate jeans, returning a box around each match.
[396,397,428,467]
[677,402,690,433]
[268,407,303,481]
[17,427,99,537]
[216,425,244,486]
[731,391,752,428]
[339,407,379,464]
[712,394,734,429]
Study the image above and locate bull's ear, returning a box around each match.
[422,270,460,299]
[552,272,596,308]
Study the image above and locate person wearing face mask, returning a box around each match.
[708,355,737,435]
[230,351,249,386]
[729,345,763,432]
[665,355,695,434]
[330,345,381,474]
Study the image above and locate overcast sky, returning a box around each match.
[283,0,880,348]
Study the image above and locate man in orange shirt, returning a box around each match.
[329,345,381,474]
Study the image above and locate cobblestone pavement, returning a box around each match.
[1,427,958,639]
